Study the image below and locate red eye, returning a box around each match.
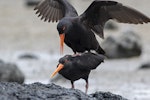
[65,59,68,63]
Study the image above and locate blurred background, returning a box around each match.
[0,0,150,99]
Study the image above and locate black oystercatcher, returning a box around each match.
[34,0,150,54]
[50,52,105,93]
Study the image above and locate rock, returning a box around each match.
[91,91,127,100]
[105,21,118,30]
[0,60,4,63]
[18,53,38,60]
[0,82,127,100]
[0,62,25,84]
[102,31,142,59]
[25,0,40,6]
[139,62,150,69]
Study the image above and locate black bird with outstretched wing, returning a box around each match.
[35,0,150,54]
[80,0,150,38]
[51,52,105,93]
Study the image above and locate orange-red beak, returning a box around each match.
[50,64,64,78]
[59,34,65,54]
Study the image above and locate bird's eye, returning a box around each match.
[65,59,68,63]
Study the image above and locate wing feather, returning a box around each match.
[74,53,105,70]
[34,0,78,22]
[80,0,150,38]
[43,7,51,22]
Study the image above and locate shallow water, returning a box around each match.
[0,0,150,100]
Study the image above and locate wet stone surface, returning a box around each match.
[102,31,142,59]
[139,62,150,69]
[0,61,25,84]
[25,0,40,6]
[18,53,39,60]
[0,82,127,100]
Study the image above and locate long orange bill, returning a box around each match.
[50,64,64,78]
[59,34,65,55]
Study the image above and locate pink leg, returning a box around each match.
[71,81,74,89]
[85,80,88,94]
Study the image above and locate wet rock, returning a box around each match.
[18,53,38,60]
[102,31,142,59]
[0,59,4,63]
[139,62,150,69]
[0,82,127,100]
[91,91,127,100]
[105,21,118,30]
[0,62,25,84]
[25,0,40,6]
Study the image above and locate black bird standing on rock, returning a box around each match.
[50,52,105,93]
[34,0,150,54]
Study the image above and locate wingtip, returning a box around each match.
[146,18,150,23]
[38,13,41,17]
[34,7,37,11]
[35,10,39,14]
[140,18,150,24]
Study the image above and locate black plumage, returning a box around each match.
[51,52,105,93]
[34,0,150,54]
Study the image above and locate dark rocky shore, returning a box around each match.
[0,82,127,100]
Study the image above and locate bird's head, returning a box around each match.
[50,55,72,78]
[57,20,72,54]
[57,23,66,54]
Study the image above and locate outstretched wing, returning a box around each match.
[34,0,78,22]
[74,53,105,70]
[80,0,150,38]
